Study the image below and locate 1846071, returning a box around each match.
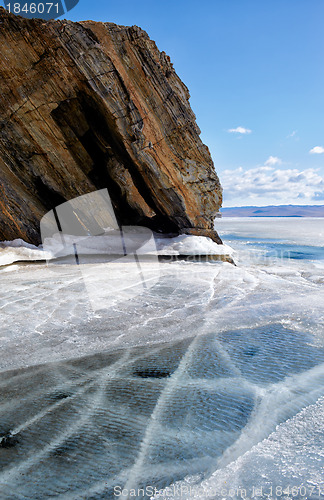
[6,2,59,14]
[2,0,79,20]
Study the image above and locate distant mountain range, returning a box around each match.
[220,205,324,217]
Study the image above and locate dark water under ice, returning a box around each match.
[0,324,323,499]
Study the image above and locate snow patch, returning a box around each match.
[0,239,51,267]
[0,234,233,267]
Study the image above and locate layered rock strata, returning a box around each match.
[0,8,222,245]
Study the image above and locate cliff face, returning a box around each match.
[0,8,222,245]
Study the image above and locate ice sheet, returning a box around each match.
[0,217,323,498]
[155,397,324,499]
[215,217,324,246]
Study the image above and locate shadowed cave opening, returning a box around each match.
[51,90,180,234]
[34,176,67,210]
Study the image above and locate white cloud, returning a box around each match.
[220,166,324,206]
[309,146,324,154]
[265,156,282,166]
[287,130,297,138]
[227,126,252,135]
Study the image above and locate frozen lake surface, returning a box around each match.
[0,218,323,498]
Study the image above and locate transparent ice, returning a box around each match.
[0,218,323,498]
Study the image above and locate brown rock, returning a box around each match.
[0,8,222,245]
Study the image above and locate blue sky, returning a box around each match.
[54,1,324,205]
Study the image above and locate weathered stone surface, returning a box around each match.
[0,8,222,245]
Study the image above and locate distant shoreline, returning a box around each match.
[220,205,324,218]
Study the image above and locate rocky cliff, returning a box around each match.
[0,8,222,245]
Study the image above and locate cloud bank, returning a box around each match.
[221,165,324,206]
